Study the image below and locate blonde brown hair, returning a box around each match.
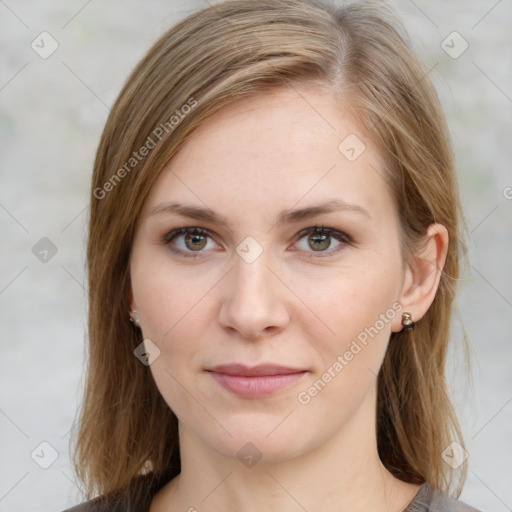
[73,0,469,504]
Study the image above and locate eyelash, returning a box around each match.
[161,225,353,259]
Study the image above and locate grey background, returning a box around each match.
[1,0,511,510]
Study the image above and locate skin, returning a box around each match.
[129,83,448,512]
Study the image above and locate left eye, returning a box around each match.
[293,225,351,257]
[162,225,352,258]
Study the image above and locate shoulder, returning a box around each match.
[62,499,99,511]
[405,482,482,512]
[61,493,133,512]
[61,470,177,512]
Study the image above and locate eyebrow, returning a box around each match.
[147,198,371,227]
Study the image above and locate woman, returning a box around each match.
[65,0,480,510]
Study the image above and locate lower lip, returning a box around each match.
[208,371,307,397]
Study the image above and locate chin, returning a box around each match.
[190,413,318,466]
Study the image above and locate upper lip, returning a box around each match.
[206,363,307,376]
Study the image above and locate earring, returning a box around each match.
[129,310,141,326]
[401,312,415,332]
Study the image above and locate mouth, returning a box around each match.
[205,363,309,397]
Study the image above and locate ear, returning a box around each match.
[391,223,449,332]
[127,287,136,312]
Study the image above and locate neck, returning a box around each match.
[151,389,420,512]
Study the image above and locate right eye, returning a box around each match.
[162,226,220,258]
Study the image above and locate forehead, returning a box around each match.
[142,84,394,223]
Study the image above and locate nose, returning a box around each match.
[218,251,290,341]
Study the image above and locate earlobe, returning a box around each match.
[394,223,449,331]
[127,287,141,326]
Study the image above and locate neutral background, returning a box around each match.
[1,0,511,510]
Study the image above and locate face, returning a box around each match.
[129,84,408,464]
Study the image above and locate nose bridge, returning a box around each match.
[231,243,276,309]
[232,234,273,293]
[219,240,288,338]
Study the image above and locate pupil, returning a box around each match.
[186,233,206,251]
[310,234,329,251]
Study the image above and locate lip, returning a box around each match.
[205,364,308,397]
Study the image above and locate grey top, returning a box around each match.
[63,481,482,512]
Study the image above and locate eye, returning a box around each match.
[293,225,352,258]
[161,225,352,259]
[162,227,218,258]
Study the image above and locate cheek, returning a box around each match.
[301,255,401,372]
[130,254,217,415]
[130,244,217,342]
[293,267,400,422]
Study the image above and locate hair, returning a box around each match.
[72,0,469,505]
